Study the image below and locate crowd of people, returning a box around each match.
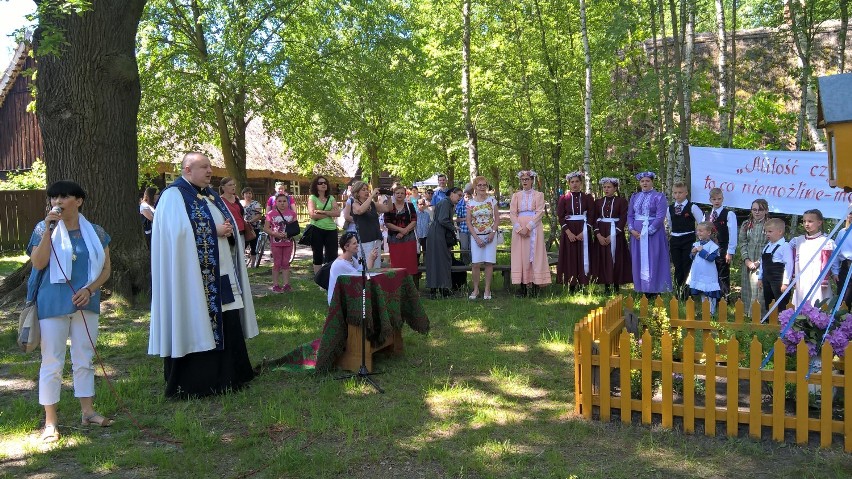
[26,155,852,442]
[131,166,851,311]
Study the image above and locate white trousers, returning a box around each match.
[39,312,99,405]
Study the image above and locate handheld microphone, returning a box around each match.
[48,206,63,230]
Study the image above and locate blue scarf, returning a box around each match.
[166,177,233,350]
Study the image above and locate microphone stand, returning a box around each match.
[335,220,384,393]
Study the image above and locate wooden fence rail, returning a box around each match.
[574,296,852,451]
[0,189,47,253]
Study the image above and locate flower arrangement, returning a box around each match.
[778,303,852,357]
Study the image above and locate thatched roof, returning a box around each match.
[156,117,359,182]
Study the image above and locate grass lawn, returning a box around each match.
[1,258,851,478]
[0,253,27,282]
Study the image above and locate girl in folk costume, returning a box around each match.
[738,199,769,316]
[790,209,835,306]
[510,170,552,297]
[627,171,672,296]
[589,177,632,294]
[686,222,723,315]
[556,171,594,291]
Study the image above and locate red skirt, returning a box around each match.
[388,240,418,275]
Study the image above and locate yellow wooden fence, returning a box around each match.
[574,296,852,451]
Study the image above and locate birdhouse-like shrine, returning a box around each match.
[818,73,852,189]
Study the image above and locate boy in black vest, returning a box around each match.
[757,218,793,312]
[705,188,738,300]
[666,182,704,299]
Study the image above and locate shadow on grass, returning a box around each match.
[1,270,851,478]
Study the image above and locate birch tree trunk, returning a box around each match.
[727,0,737,146]
[676,0,695,188]
[462,0,478,180]
[840,0,849,73]
[665,0,683,191]
[714,0,729,146]
[580,0,592,193]
[648,0,666,167]
[785,0,826,151]
[656,0,675,176]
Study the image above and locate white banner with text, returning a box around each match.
[689,146,850,219]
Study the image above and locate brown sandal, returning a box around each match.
[40,424,60,443]
[81,412,113,427]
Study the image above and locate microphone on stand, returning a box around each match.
[352,224,368,268]
[48,206,63,230]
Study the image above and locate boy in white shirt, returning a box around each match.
[704,188,738,299]
[757,218,793,312]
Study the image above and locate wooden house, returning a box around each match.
[0,41,42,177]
[153,117,359,197]
[817,73,852,189]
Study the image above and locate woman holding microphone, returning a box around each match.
[26,180,113,443]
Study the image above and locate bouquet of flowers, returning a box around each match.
[778,303,852,357]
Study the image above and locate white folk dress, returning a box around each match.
[790,233,835,307]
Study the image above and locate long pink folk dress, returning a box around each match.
[510,189,552,285]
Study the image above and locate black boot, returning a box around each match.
[603,284,612,295]
[430,288,438,300]
[516,283,528,298]
[441,288,452,298]
[530,284,540,298]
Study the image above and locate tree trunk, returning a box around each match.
[190,0,249,190]
[677,0,695,188]
[714,0,729,146]
[365,142,380,186]
[659,0,675,178]
[462,0,478,181]
[665,0,683,191]
[580,0,592,193]
[33,0,149,301]
[727,0,737,146]
[841,0,849,73]
[786,0,825,151]
[489,165,501,202]
[648,0,666,169]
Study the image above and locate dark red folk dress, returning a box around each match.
[589,195,633,287]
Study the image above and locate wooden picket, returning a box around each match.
[574,296,852,451]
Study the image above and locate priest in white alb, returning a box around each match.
[148,152,259,398]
